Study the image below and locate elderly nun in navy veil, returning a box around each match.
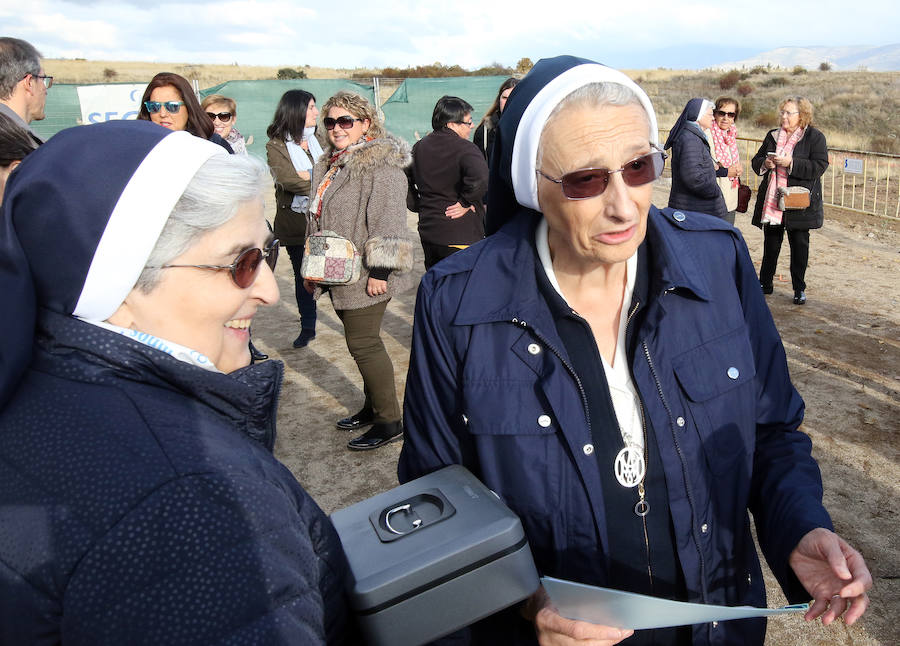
[0,120,356,644]
[400,55,871,646]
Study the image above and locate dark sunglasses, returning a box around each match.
[323,116,363,130]
[537,149,667,200]
[145,101,185,114]
[206,111,233,122]
[154,240,279,288]
[714,109,737,119]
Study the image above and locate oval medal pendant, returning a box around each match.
[614,446,645,488]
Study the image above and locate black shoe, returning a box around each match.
[248,341,268,361]
[793,291,806,305]
[760,281,773,295]
[348,421,403,451]
[292,330,316,348]
[336,408,375,431]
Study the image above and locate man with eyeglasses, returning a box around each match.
[0,37,50,145]
[407,95,488,270]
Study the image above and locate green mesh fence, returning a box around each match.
[29,76,513,155]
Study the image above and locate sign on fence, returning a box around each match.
[75,84,145,124]
[843,158,864,174]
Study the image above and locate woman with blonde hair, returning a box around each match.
[752,96,828,305]
[201,93,247,154]
[308,91,414,450]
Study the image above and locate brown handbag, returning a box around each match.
[777,186,810,210]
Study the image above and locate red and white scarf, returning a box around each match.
[761,127,805,226]
[709,121,739,188]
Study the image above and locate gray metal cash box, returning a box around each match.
[330,465,539,646]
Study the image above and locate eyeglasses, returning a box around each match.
[144,101,185,114]
[206,111,233,122]
[30,74,53,89]
[457,120,474,127]
[537,149,667,200]
[714,110,737,119]
[780,110,799,116]
[323,115,363,130]
[152,240,279,288]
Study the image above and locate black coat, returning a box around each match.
[0,312,356,645]
[408,127,488,246]
[667,123,728,219]
[751,127,828,230]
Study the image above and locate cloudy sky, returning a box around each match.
[4,0,898,70]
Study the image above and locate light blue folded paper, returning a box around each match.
[542,576,809,630]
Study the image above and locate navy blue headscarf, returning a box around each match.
[663,97,713,150]
[0,120,225,409]
[485,55,660,235]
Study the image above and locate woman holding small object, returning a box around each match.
[752,97,828,305]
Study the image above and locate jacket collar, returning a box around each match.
[454,206,713,327]
[34,310,283,451]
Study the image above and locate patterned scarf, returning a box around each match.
[710,121,739,188]
[309,136,374,223]
[761,127,805,226]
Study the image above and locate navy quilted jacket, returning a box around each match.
[0,311,356,645]
[667,124,728,219]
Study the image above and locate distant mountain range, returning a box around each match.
[712,44,900,71]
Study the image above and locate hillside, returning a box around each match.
[714,44,900,71]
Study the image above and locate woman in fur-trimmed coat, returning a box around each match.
[307,91,415,450]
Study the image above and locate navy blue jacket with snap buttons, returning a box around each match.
[399,206,833,646]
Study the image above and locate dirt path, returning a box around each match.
[251,183,899,646]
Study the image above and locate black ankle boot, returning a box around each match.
[336,408,375,431]
[347,421,403,451]
[793,291,806,305]
[248,340,268,361]
[292,329,316,348]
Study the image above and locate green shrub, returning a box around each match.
[749,65,769,75]
[276,67,307,80]
[819,61,832,71]
[792,65,807,75]
[719,70,741,89]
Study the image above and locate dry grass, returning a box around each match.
[45,60,900,153]
[46,59,380,86]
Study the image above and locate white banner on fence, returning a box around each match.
[843,158,864,174]
[76,84,146,124]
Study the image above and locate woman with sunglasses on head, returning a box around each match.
[137,72,233,153]
[665,97,729,221]
[752,97,828,306]
[709,96,743,225]
[309,91,414,450]
[201,93,247,155]
[0,120,357,645]
[399,56,870,645]
[266,90,322,348]
[473,77,519,163]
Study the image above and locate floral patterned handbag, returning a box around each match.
[300,230,362,285]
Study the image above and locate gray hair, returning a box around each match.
[0,38,42,100]
[135,153,269,292]
[537,82,650,167]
